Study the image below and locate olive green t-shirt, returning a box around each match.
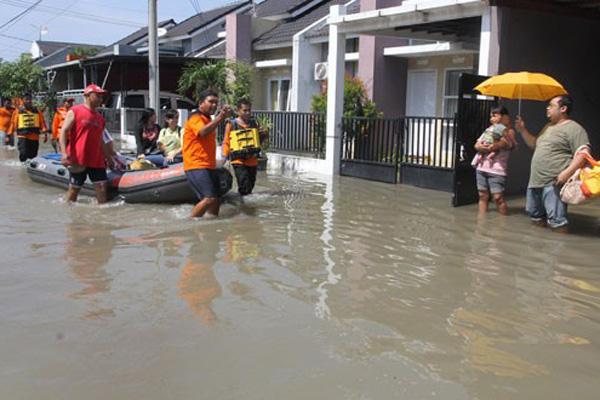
[529,120,590,188]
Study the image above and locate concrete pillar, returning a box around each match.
[478,6,500,76]
[225,13,252,62]
[291,25,323,112]
[325,5,346,176]
[358,0,408,117]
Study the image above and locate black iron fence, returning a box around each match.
[341,115,456,168]
[342,117,401,164]
[217,111,325,159]
[402,116,456,169]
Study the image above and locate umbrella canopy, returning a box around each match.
[474,72,568,101]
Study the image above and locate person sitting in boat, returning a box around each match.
[221,99,268,196]
[134,108,160,159]
[143,109,183,167]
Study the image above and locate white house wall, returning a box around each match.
[407,53,476,117]
[252,48,293,110]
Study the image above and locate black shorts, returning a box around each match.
[186,169,220,199]
[69,167,108,188]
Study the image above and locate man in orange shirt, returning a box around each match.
[0,98,15,146]
[182,89,231,218]
[9,93,48,162]
[51,97,74,153]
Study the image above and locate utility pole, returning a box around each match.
[148,0,159,110]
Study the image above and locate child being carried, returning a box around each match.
[471,123,506,166]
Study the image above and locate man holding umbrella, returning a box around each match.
[516,95,591,230]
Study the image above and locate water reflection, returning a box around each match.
[65,220,115,298]
[178,228,226,321]
[315,178,341,320]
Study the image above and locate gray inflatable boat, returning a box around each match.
[27,154,232,203]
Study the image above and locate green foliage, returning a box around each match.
[178,60,255,105]
[254,114,273,152]
[0,53,46,100]
[310,76,380,118]
[178,60,227,101]
[70,47,99,57]
[222,61,255,107]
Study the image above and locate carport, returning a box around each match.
[323,0,600,204]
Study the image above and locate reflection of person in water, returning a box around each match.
[65,220,116,297]
[177,229,224,321]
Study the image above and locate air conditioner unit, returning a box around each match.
[314,62,328,81]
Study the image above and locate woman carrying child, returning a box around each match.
[135,108,160,157]
[473,106,517,215]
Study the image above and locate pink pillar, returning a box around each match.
[225,14,252,62]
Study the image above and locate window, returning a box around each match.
[443,69,474,117]
[268,79,291,111]
[123,95,145,109]
[159,97,171,110]
[176,99,196,110]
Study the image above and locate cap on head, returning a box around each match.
[84,84,108,96]
[64,97,75,103]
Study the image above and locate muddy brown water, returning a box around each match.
[1,145,600,400]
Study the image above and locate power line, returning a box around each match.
[0,0,43,32]
[0,32,31,42]
[0,0,143,28]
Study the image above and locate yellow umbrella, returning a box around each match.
[474,71,568,114]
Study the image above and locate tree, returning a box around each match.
[310,76,379,118]
[70,46,99,57]
[178,60,255,105]
[0,53,46,100]
[178,60,228,102]
[222,60,255,106]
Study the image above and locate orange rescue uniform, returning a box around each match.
[9,107,47,141]
[51,107,69,140]
[221,118,259,167]
[0,107,14,133]
[182,112,216,170]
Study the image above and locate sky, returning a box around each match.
[0,0,238,61]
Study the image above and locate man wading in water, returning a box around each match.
[60,84,112,204]
[182,89,232,218]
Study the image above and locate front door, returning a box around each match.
[406,70,437,117]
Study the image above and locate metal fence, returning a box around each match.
[217,111,325,159]
[402,116,456,169]
[341,115,456,168]
[342,116,401,164]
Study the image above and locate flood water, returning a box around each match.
[1,144,600,400]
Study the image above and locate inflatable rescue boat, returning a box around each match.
[27,154,232,203]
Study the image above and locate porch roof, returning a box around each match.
[328,0,488,39]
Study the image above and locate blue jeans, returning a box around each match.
[526,186,568,228]
[144,154,182,167]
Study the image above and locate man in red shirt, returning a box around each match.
[59,84,111,204]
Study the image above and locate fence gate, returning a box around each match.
[340,117,401,184]
[452,73,496,206]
